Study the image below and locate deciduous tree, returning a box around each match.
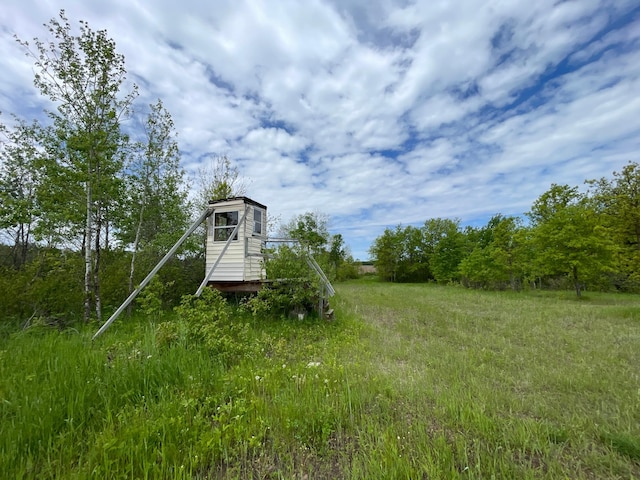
[118,100,190,307]
[0,119,43,268]
[589,161,640,289]
[528,184,616,297]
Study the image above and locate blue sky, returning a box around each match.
[1,0,639,260]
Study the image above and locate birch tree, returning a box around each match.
[196,155,248,206]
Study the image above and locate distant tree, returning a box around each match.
[489,215,526,290]
[589,161,640,290]
[528,184,617,297]
[370,219,466,284]
[328,233,346,270]
[196,155,248,206]
[17,11,137,321]
[400,225,431,282]
[423,218,465,284]
[282,211,330,255]
[459,215,525,290]
[369,226,404,282]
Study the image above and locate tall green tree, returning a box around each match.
[423,218,465,284]
[459,215,525,290]
[282,212,330,255]
[17,11,138,321]
[528,184,616,297]
[369,226,404,282]
[118,100,190,305]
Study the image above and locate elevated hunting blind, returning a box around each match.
[92,196,333,340]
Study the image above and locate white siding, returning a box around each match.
[244,236,265,281]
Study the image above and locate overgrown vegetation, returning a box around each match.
[1,281,639,478]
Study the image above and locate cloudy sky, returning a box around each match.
[1,0,638,259]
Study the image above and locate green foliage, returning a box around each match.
[528,184,617,297]
[0,249,83,323]
[196,155,247,206]
[253,221,344,318]
[368,226,406,281]
[242,244,323,318]
[589,161,640,291]
[118,99,190,258]
[16,10,138,321]
[459,215,527,290]
[241,279,319,319]
[368,163,640,295]
[426,218,465,283]
[369,219,465,283]
[159,288,251,365]
[0,119,42,269]
[137,277,170,321]
[336,259,360,281]
[283,212,330,254]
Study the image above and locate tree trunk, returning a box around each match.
[573,265,581,298]
[84,179,93,322]
[94,205,103,323]
[22,220,32,267]
[127,201,145,316]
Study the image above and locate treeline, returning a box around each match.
[369,162,640,297]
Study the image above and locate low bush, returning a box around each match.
[157,288,252,365]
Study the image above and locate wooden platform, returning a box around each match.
[207,281,264,293]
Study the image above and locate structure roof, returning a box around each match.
[208,196,267,210]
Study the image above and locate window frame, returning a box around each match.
[213,210,239,242]
[253,207,265,237]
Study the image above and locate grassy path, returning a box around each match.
[337,281,640,478]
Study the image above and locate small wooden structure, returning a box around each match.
[92,196,334,340]
[204,197,267,292]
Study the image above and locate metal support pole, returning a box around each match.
[92,206,213,340]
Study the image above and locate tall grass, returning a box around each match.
[1,282,639,478]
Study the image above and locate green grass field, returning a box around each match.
[1,280,639,478]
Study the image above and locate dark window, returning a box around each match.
[214,211,238,241]
[253,208,263,235]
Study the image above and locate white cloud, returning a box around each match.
[0,0,638,260]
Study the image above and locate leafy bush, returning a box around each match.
[240,279,320,319]
[157,288,252,364]
[0,250,83,325]
[137,277,172,321]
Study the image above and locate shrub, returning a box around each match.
[157,288,252,364]
[240,279,319,319]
